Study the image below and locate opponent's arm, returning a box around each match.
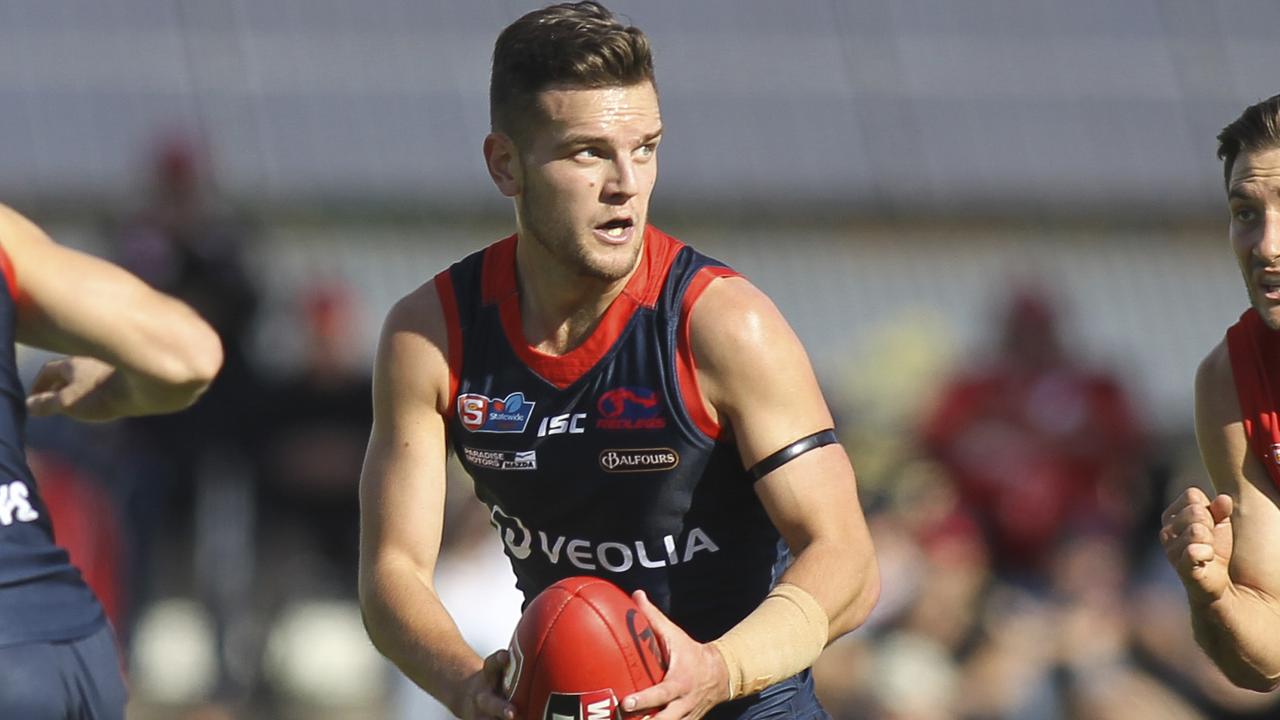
[0,204,221,421]
[626,277,879,719]
[1161,341,1280,690]
[357,284,514,720]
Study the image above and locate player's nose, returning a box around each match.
[603,158,639,203]
[1255,211,1280,265]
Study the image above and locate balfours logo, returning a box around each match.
[596,387,665,430]
[599,448,679,473]
[458,392,537,433]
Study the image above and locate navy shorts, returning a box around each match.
[0,623,126,720]
[705,669,829,720]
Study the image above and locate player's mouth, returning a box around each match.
[1260,274,1280,301]
[593,217,635,246]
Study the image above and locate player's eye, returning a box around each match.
[1234,207,1259,223]
[575,147,603,160]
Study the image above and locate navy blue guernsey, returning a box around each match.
[438,227,791,645]
[0,249,104,647]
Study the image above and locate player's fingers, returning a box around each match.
[1182,485,1211,507]
[482,649,510,682]
[1185,542,1217,566]
[632,590,681,640]
[624,677,678,713]
[1209,494,1234,525]
[28,359,71,395]
[472,691,514,720]
[1165,503,1213,536]
[25,391,62,417]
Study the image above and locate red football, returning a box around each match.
[503,576,667,720]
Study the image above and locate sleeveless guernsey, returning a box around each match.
[0,248,104,647]
[437,227,791,643]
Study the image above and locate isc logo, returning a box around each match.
[537,412,586,437]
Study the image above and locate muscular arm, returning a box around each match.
[358,285,512,719]
[0,204,221,418]
[1184,341,1280,690]
[622,276,879,719]
[691,276,879,638]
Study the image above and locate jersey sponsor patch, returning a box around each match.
[458,392,537,433]
[0,480,39,526]
[463,447,538,471]
[599,448,679,473]
[488,504,720,572]
[544,689,620,720]
[596,386,666,430]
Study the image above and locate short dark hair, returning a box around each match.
[490,2,655,140]
[1217,94,1280,190]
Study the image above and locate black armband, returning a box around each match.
[746,429,839,482]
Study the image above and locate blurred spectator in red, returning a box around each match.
[258,282,371,597]
[920,285,1145,583]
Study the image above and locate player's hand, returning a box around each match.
[1159,486,1234,605]
[26,356,123,422]
[457,649,515,720]
[622,590,729,720]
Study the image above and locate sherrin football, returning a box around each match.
[503,576,667,720]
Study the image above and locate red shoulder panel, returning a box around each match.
[1227,309,1280,490]
[675,265,740,441]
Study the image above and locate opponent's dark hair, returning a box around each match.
[1218,94,1280,190]
[490,2,654,140]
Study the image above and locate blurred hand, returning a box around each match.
[26,356,122,422]
[623,590,728,720]
[1160,487,1234,605]
[458,649,515,720]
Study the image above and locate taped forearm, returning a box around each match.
[709,582,830,699]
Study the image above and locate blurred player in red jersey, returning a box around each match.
[1160,94,1280,691]
[0,204,221,719]
[358,3,878,719]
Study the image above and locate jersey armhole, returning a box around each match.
[434,268,463,419]
[676,266,739,441]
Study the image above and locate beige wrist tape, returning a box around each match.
[709,582,830,699]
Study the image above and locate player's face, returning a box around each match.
[513,82,662,283]
[1230,146,1280,330]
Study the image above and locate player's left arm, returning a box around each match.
[625,276,879,719]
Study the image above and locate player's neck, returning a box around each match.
[514,240,637,356]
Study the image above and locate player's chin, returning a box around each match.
[1254,299,1280,331]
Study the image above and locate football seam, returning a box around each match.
[575,580,651,691]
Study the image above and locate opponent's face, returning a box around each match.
[489,82,662,282]
[1229,146,1280,330]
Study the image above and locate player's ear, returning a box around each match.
[484,132,522,197]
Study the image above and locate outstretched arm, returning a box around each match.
[625,276,879,719]
[1161,341,1280,691]
[357,284,514,720]
[0,204,221,420]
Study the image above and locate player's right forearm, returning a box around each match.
[1190,585,1280,691]
[360,563,485,714]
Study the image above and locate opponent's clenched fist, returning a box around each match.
[1160,487,1234,605]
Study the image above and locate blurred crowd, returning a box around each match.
[18,137,1280,720]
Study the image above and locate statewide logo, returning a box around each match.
[596,387,665,430]
[487,504,719,572]
[0,481,39,527]
[543,690,620,720]
[458,392,537,433]
[463,447,537,471]
[599,448,680,473]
